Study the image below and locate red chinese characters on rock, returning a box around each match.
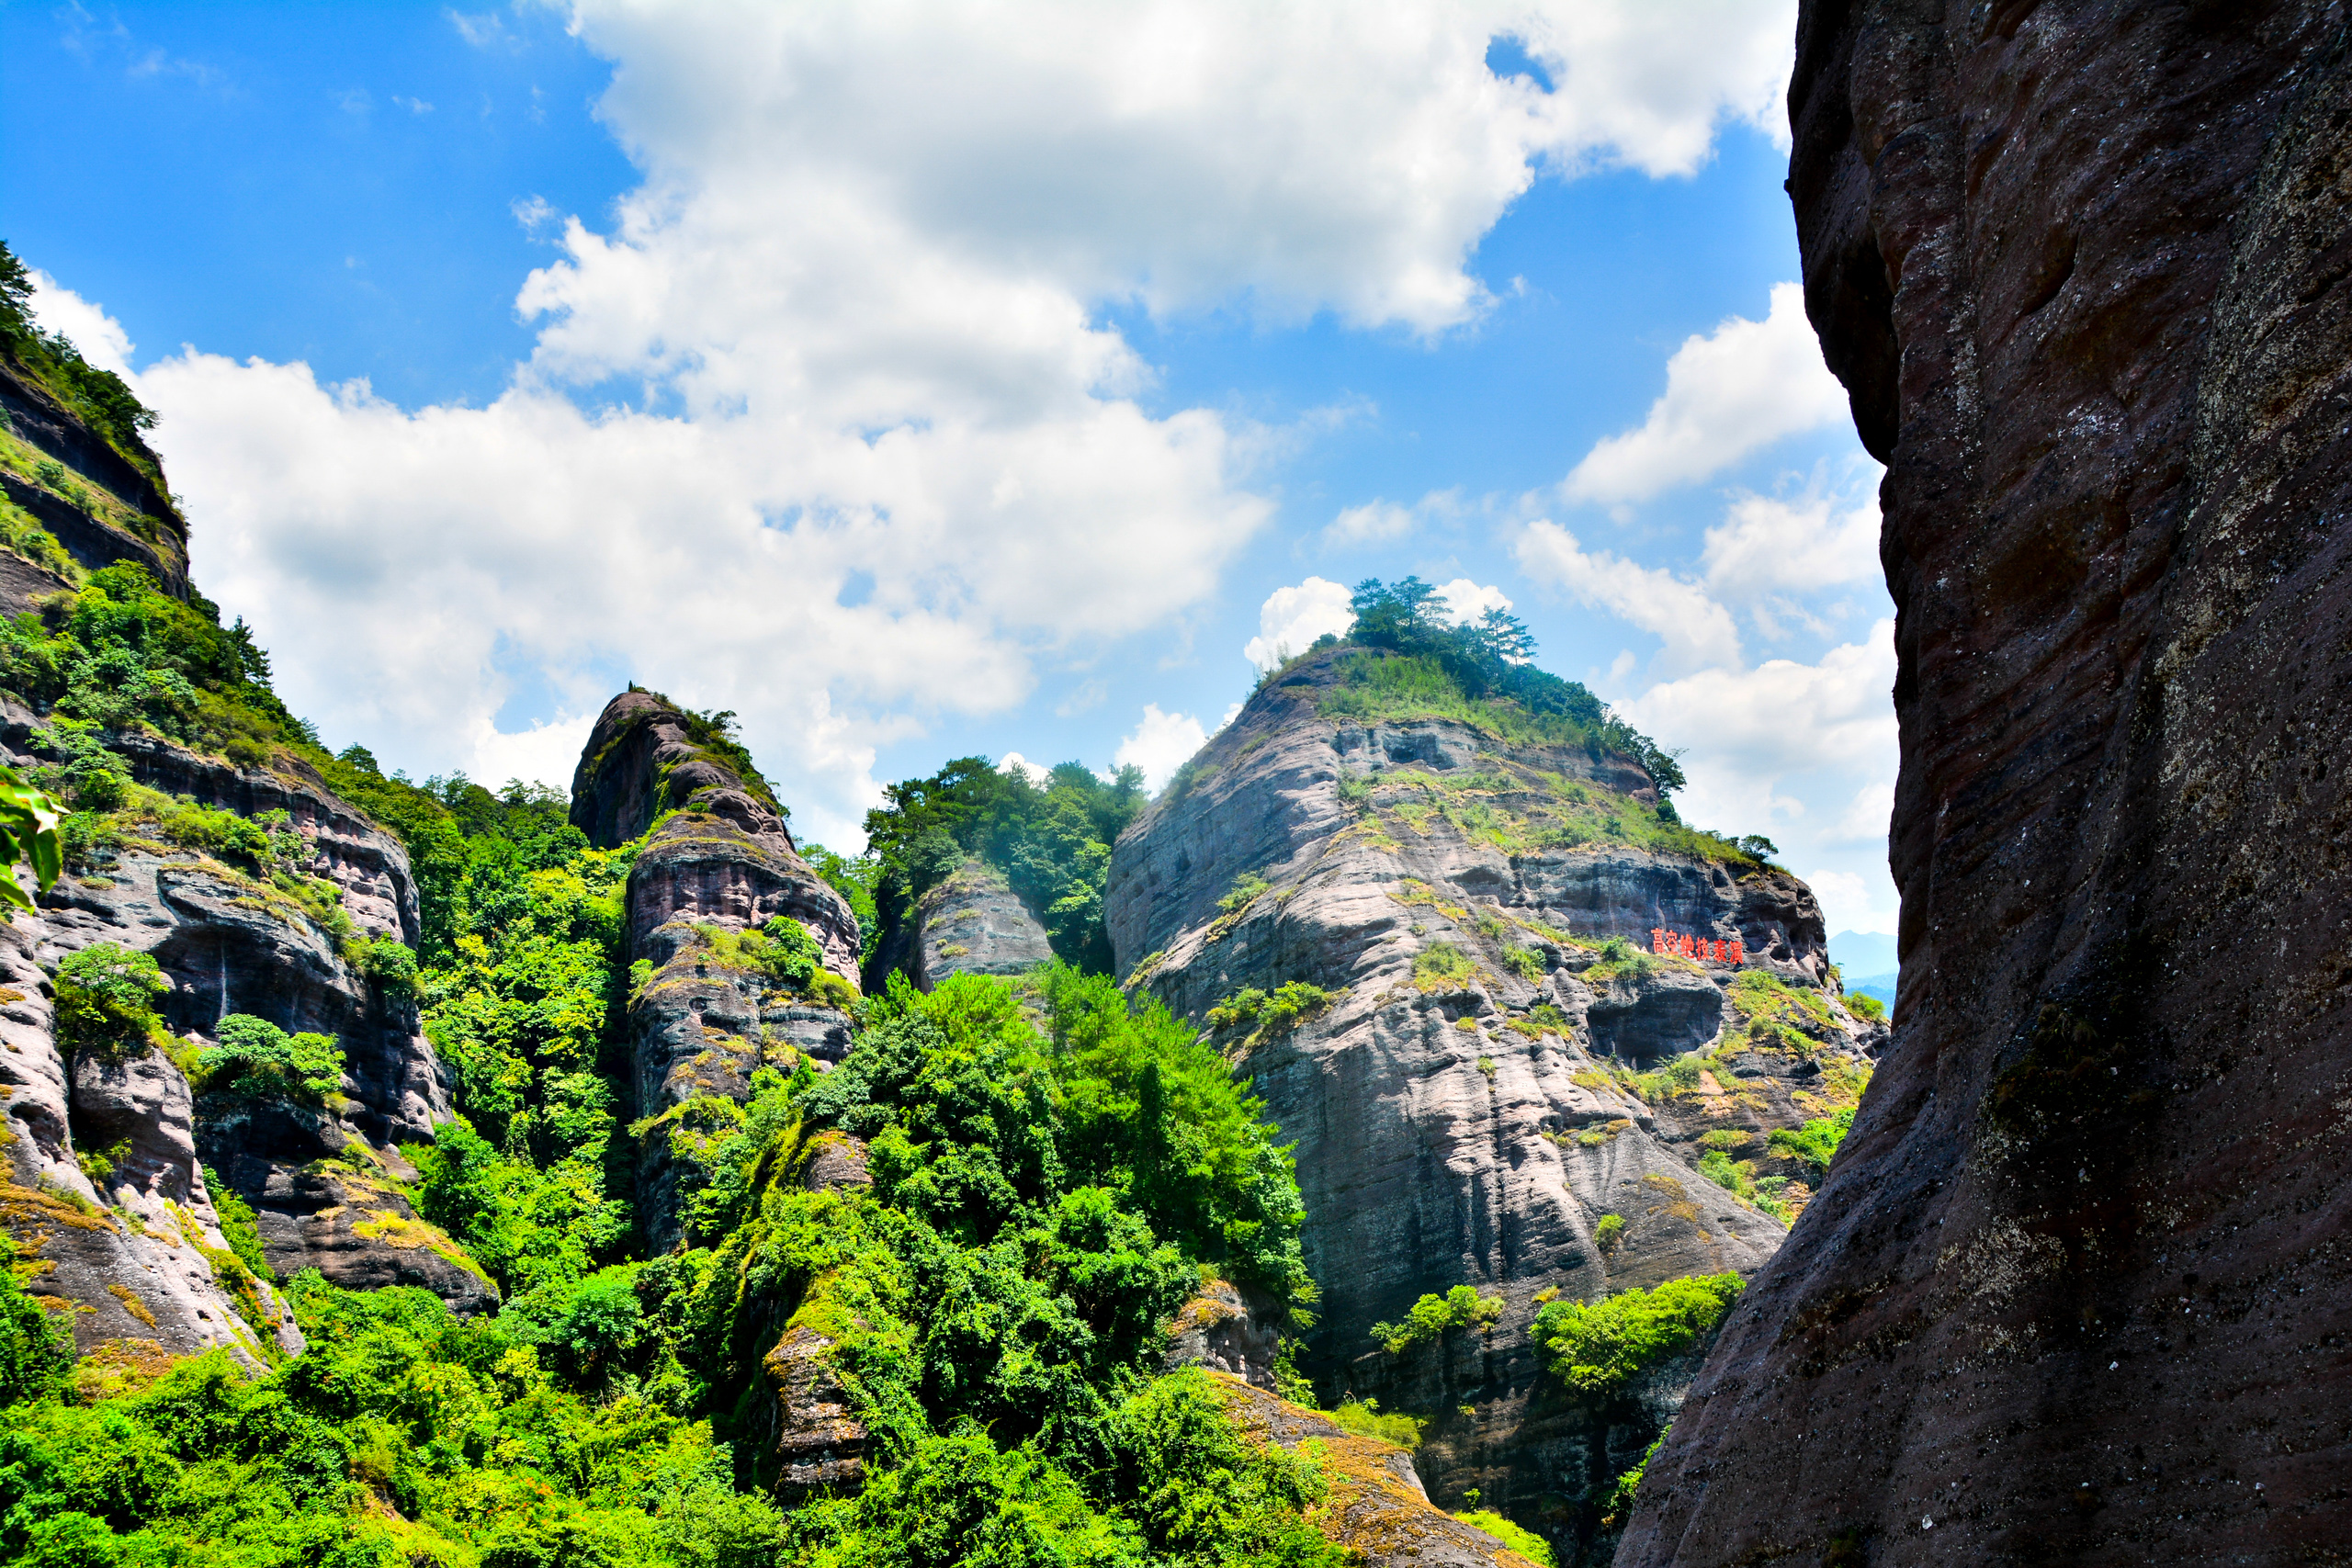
[1651,929,1744,965]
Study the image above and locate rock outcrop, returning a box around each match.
[1210,1375,1545,1567]
[1161,1276,1283,1391]
[571,691,863,1250]
[1621,8,2352,1565]
[0,707,487,1353]
[869,858,1054,990]
[0,355,190,607]
[1107,646,1880,1551]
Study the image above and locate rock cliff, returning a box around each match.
[1107,645,1880,1552]
[1622,8,2352,1564]
[571,690,863,1250]
[0,709,480,1354]
[0,356,189,608]
[868,857,1055,990]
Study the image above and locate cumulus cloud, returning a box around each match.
[1431,577,1511,626]
[50,2,1802,846]
[1322,487,1466,547]
[1243,577,1354,669]
[1617,623,1899,935]
[1617,621,1895,780]
[1701,465,1883,599]
[27,275,135,376]
[999,753,1050,787]
[1513,521,1741,673]
[1563,282,1849,505]
[1114,704,1209,793]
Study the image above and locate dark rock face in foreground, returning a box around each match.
[1623,7,2352,1564]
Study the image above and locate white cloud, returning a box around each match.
[464,713,595,794]
[999,753,1050,787]
[564,1,1796,338]
[1617,621,1895,781]
[1322,486,1465,547]
[1563,282,1848,505]
[1114,704,1209,793]
[1431,577,1510,626]
[1701,464,1883,600]
[1513,521,1741,673]
[27,275,135,376]
[1801,868,1897,938]
[1617,623,1900,942]
[1243,577,1354,669]
[61,3,1801,848]
[1826,779,1894,845]
[1326,500,1417,547]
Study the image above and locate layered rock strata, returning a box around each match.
[1107,647,1879,1550]
[1622,8,2352,1564]
[0,705,481,1349]
[0,356,190,606]
[570,691,862,1250]
[868,858,1054,990]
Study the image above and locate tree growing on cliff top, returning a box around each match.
[1344,577,1685,795]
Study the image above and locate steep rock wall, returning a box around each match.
[868,858,1054,990]
[0,705,483,1353]
[571,691,862,1251]
[1623,7,2352,1564]
[1107,648,1880,1552]
[0,356,190,607]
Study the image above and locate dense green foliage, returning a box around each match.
[197,1015,345,1104]
[1453,1508,1555,1566]
[1329,579,1683,794]
[1,239,164,474]
[1530,1274,1744,1395]
[409,800,635,1303]
[0,1266,72,1410]
[862,756,1146,977]
[0,564,315,768]
[51,942,166,1060]
[2,946,1340,1566]
[1368,1283,1503,1355]
[1768,1105,1857,1177]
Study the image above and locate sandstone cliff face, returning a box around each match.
[1107,648,1879,1549]
[1622,9,2352,1565]
[571,691,862,1251]
[0,357,190,609]
[870,858,1054,990]
[0,700,483,1353]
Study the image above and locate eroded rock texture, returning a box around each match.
[1211,1376,1545,1567]
[0,706,480,1350]
[1622,8,2352,1564]
[0,357,190,609]
[870,858,1055,989]
[1107,648,1879,1550]
[571,691,862,1250]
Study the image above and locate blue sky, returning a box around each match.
[2,1,1898,932]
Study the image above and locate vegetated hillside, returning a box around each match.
[1105,582,1884,1562]
[856,755,1148,989]
[1621,8,2352,1567]
[0,244,1534,1567]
